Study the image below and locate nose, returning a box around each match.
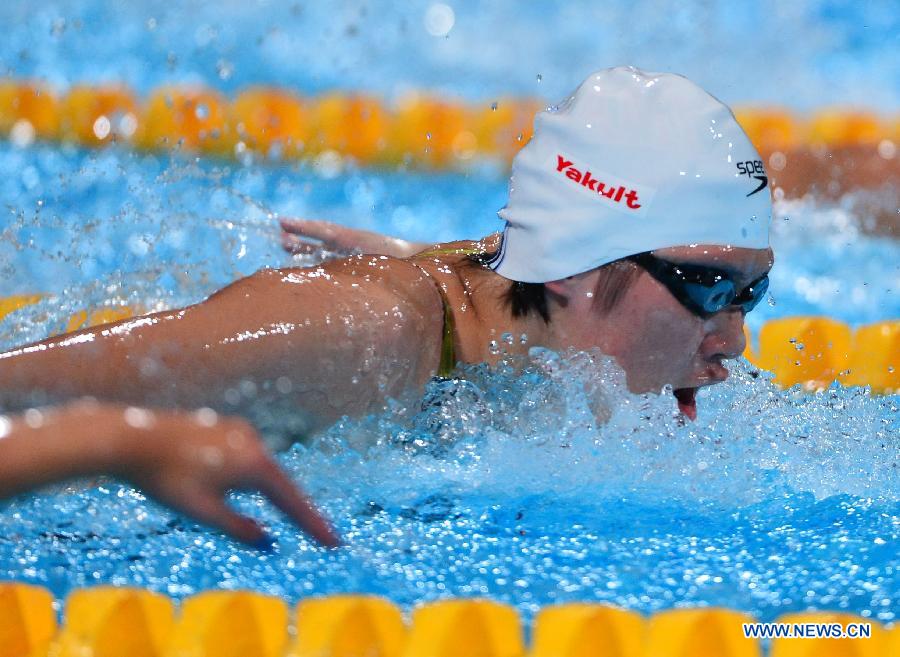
[702,307,746,361]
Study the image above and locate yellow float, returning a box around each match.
[137,86,233,156]
[52,587,174,657]
[0,80,59,142]
[231,87,310,160]
[58,85,140,146]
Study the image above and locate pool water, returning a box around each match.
[0,0,897,631]
[0,143,897,626]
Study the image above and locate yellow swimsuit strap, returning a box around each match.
[410,244,483,378]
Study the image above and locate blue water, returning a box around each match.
[0,142,897,627]
[1,0,899,111]
[0,0,898,634]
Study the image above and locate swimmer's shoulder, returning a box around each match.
[408,232,503,261]
[229,258,445,384]
[276,254,445,349]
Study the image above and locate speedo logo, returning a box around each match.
[555,155,642,209]
[737,159,768,197]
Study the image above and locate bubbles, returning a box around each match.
[313,150,343,179]
[216,59,234,81]
[768,150,787,171]
[275,376,293,394]
[23,408,45,428]
[3,350,896,622]
[0,129,897,623]
[877,139,896,160]
[0,415,12,438]
[118,113,139,138]
[90,115,111,141]
[423,3,455,37]
[10,120,36,148]
[123,407,154,429]
[193,407,219,427]
[197,446,225,468]
[21,166,40,190]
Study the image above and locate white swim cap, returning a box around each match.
[487,66,772,283]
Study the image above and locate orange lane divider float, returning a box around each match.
[0,78,897,170]
[0,583,897,657]
[745,316,899,393]
[0,294,137,333]
[0,296,897,393]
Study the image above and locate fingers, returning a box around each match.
[179,488,270,546]
[279,218,338,241]
[254,462,342,548]
[281,232,321,255]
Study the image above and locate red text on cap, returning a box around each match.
[556,155,641,209]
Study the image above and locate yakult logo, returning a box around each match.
[556,155,642,210]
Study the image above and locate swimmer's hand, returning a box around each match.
[280,218,428,258]
[119,409,341,549]
[0,402,341,549]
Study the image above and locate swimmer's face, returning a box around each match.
[546,245,774,395]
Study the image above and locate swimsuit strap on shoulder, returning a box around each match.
[408,260,457,378]
[414,244,484,259]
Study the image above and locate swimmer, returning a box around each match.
[0,400,340,547]
[0,66,773,432]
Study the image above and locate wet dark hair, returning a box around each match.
[466,251,642,323]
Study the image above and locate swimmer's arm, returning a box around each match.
[0,259,444,432]
[0,402,339,546]
[280,218,504,258]
[280,219,429,258]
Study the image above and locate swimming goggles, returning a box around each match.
[628,252,769,318]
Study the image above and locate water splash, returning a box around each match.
[0,133,897,627]
[1,348,896,623]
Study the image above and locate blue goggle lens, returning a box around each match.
[630,252,770,318]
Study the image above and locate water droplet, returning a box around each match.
[118,112,138,137]
[519,333,528,344]
[193,408,218,427]
[488,340,500,355]
[501,332,514,345]
[92,115,111,140]
[194,103,209,120]
[877,139,896,160]
[50,18,66,37]
[10,119,35,147]
[536,74,542,82]
[490,101,498,111]
[794,342,805,351]
[216,59,234,81]
[423,3,455,37]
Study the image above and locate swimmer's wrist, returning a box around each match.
[57,401,140,476]
[39,400,160,479]
[0,401,136,498]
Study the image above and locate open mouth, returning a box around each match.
[673,387,698,421]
